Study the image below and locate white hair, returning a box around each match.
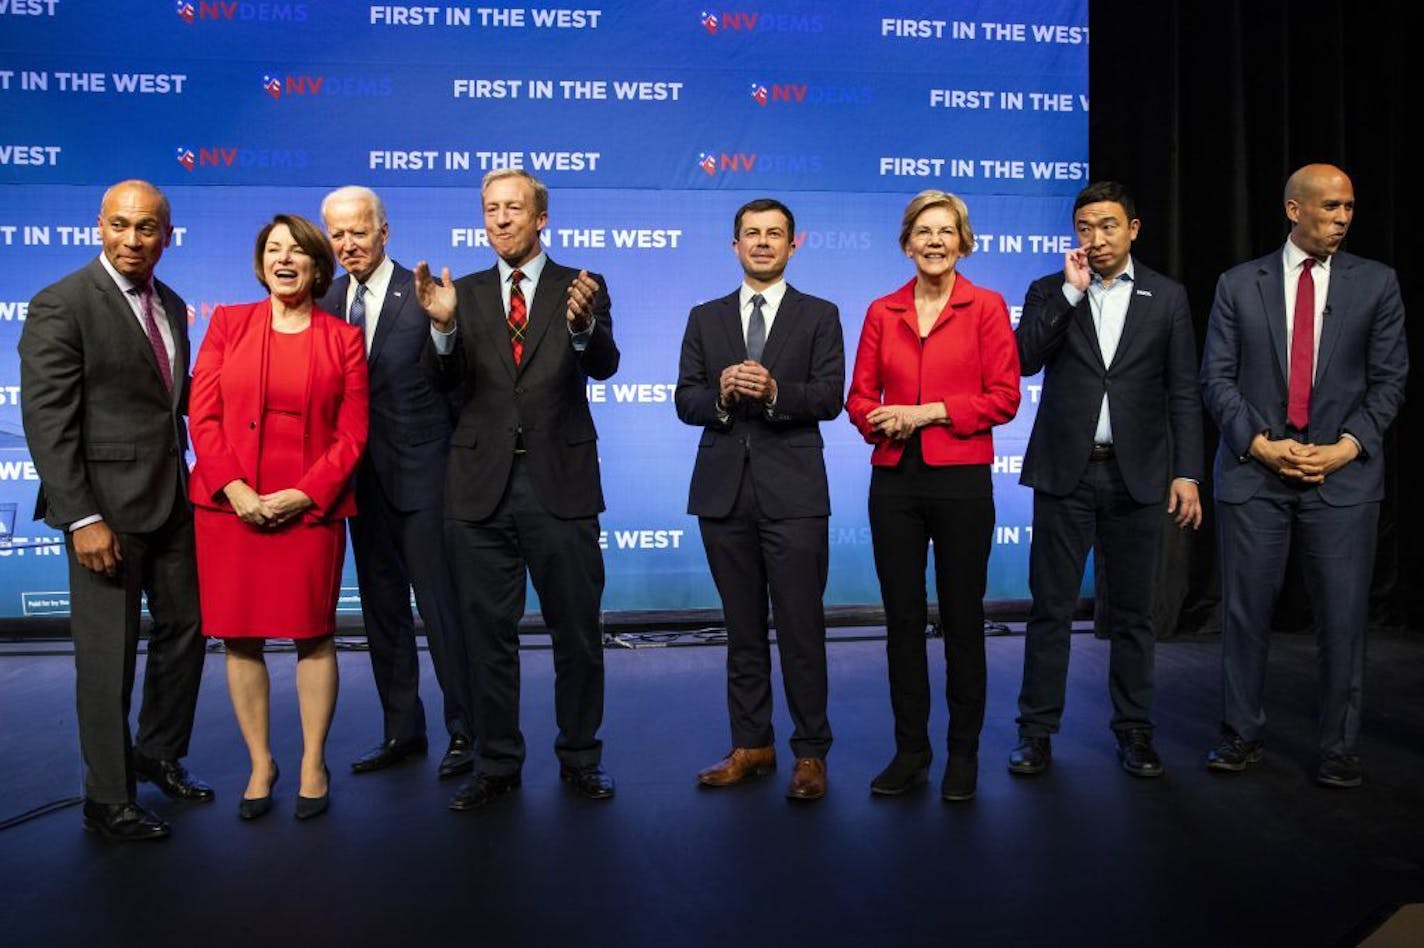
[320,185,386,226]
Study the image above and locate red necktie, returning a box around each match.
[507,269,527,365]
[1287,259,1315,430]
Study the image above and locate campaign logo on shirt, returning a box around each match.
[175,146,195,171]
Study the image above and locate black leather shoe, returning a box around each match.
[133,754,215,803]
[1205,732,1263,772]
[941,755,978,802]
[437,735,475,779]
[1008,736,1051,776]
[238,762,280,821]
[449,772,521,811]
[560,765,616,800]
[351,735,428,773]
[294,766,330,821]
[82,800,170,841]
[1316,754,1363,788]
[870,751,931,796]
[1116,729,1165,778]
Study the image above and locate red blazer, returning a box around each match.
[189,299,369,521]
[847,274,1020,466]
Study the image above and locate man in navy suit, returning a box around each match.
[1011,181,1203,779]
[675,198,845,801]
[1201,164,1407,788]
[318,186,473,780]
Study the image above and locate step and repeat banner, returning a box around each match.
[0,1,1088,619]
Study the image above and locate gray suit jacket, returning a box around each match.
[19,257,192,533]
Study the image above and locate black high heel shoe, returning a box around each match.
[238,762,280,821]
[294,765,330,821]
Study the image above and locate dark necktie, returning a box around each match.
[746,292,766,362]
[508,269,528,365]
[134,282,172,392]
[1287,259,1315,430]
[349,283,367,332]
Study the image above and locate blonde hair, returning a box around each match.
[899,190,975,256]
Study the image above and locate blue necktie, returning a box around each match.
[349,283,367,332]
[746,293,766,362]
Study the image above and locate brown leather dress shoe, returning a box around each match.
[786,757,827,801]
[697,746,776,787]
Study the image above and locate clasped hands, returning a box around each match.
[223,480,312,529]
[718,361,777,407]
[1250,433,1358,485]
[866,403,945,440]
[414,262,600,333]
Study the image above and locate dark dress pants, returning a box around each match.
[351,468,472,744]
[699,465,832,759]
[1017,457,1163,739]
[444,456,605,776]
[869,475,994,758]
[1217,482,1376,756]
[66,496,205,804]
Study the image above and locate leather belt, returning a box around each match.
[1088,443,1115,461]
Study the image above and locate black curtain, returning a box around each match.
[1088,1,1418,632]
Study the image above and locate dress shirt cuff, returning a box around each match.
[1340,431,1364,457]
[69,514,103,532]
[431,324,457,355]
[1062,283,1086,306]
[568,320,594,352]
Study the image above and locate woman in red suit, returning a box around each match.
[846,190,1021,802]
[190,214,368,821]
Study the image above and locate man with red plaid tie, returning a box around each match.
[415,169,620,809]
[1201,164,1408,788]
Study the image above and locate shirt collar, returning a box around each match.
[98,252,149,295]
[352,254,394,299]
[497,250,547,286]
[1284,238,1332,274]
[740,279,787,311]
[1091,257,1135,288]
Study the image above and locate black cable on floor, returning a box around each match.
[0,796,83,832]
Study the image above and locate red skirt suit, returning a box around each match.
[189,300,368,639]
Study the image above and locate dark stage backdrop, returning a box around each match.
[1089,0,1416,631]
[0,1,1089,621]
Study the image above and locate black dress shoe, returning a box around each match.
[437,735,475,779]
[133,754,215,803]
[238,762,280,821]
[82,800,170,841]
[1317,753,1363,788]
[1205,731,1263,773]
[350,735,428,774]
[449,772,521,811]
[295,766,330,821]
[560,765,616,800]
[1116,729,1165,778]
[870,751,932,796]
[1008,736,1051,776]
[941,755,978,802]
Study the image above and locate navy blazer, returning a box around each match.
[1017,260,1202,505]
[1200,247,1408,505]
[319,260,459,514]
[675,285,844,519]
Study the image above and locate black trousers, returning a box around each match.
[350,470,472,744]
[869,476,994,758]
[66,498,205,803]
[444,457,605,776]
[1017,457,1163,738]
[698,465,832,759]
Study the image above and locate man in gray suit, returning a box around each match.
[19,180,210,840]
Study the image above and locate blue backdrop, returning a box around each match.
[0,0,1088,619]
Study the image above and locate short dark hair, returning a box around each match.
[734,198,795,239]
[253,213,336,299]
[1073,181,1137,222]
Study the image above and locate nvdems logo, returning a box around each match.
[177,1,308,23]
[260,73,393,99]
[174,145,309,171]
[700,10,824,34]
[749,80,872,107]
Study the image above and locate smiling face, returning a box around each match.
[98,182,172,284]
[904,204,963,279]
[323,197,388,283]
[733,208,795,289]
[262,223,317,301]
[482,175,547,267]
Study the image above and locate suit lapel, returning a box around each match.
[759,286,796,368]
[1111,275,1152,367]
[1071,294,1107,370]
[155,281,188,406]
[1314,254,1350,383]
[368,266,410,368]
[717,291,745,360]
[517,262,564,373]
[1255,255,1289,384]
[472,270,516,380]
[91,263,172,394]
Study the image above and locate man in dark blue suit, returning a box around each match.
[319,186,473,779]
[1201,164,1407,788]
[1011,181,1203,779]
[675,198,844,801]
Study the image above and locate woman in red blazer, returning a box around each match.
[189,214,368,821]
[846,190,1020,802]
